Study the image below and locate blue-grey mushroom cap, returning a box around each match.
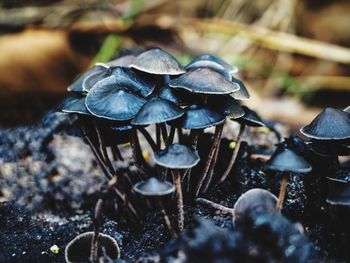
[185,61,231,80]
[133,177,175,196]
[208,95,244,119]
[131,97,184,126]
[300,107,350,140]
[326,177,350,206]
[153,144,200,169]
[130,47,185,75]
[230,77,250,100]
[169,68,240,95]
[170,105,225,129]
[344,106,350,114]
[67,65,106,94]
[238,106,265,127]
[59,96,90,115]
[96,55,136,68]
[85,84,146,121]
[82,67,111,93]
[65,232,120,263]
[159,86,187,106]
[190,54,239,74]
[267,148,312,173]
[233,188,278,225]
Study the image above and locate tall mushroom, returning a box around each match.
[133,177,177,237]
[267,148,312,211]
[153,144,200,231]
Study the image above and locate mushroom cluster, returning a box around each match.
[60,47,259,233]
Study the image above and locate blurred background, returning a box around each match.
[0,0,349,128]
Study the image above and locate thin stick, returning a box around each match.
[218,124,245,184]
[173,170,184,231]
[276,173,288,211]
[91,198,103,262]
[195,123,224,197]
[196,198,234,215]
[156,199,177,238]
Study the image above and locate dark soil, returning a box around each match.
[0,112,349,262]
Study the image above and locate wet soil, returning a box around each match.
[0,112,349,262]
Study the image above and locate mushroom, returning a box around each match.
[133,177,177,236]
[218,105,266,184]
[233,188,278,226]
[326,176,350,206]
[267,148,312,211]
[300,107,350,175]
[65,232,120,263]
[95,54,136,68]
[186,54,239,75]
[153,144,200,231]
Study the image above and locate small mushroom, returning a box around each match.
[300,107,350,175]
[230,77,250,101]
[95,54,136,68]
[233,188,278,225]
[59,96,91,116]
[169,67,240,95]
[218,106,265,184]
[130,47,185,76]
[154,144,200,231]
[187,54,239,75]
[133,177,176,236]
[65,232,120,263]
[159,86,187,107]
[326,176,350,206]
[82,67,111,93]
[267,148,312,211]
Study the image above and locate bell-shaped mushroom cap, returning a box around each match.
[85,84,146,121]
[230,77,250,100]
[233,188,278,225]
[344,106,350,114]
[154,143,200,169]
[159,86,187,106]
[208,95,244,119]
[82,67,111,93]
[238,106,265,127]
[65,232,120,263]
[169,68,240,95]
[133,177,175,197]
[326,177,350,206]
[189,54,239,74]
[301,107,350,140]
[131,97,184,126]
[170,105,225,129]
[67,65,106,93]
[185,60,231,80]
[267,148,312,173]
[96,55,136,68]
[130,47,185,75]
[59,96,90,115]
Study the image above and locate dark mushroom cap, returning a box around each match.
[96,55,136,68]
[185,61,231,80]
[310,139,350,157]
[300,107,350,140]
[65,232,120,263]
[153,143,200,169]
[169,68,240,95]
[59,96,90,115]
[189,54,239,74]
[344,106,350,114]
[230,77,250,100]
[130,47,185,75]
[67,65,106,94]
[267,148,312,173]
[238,106,265,127]
[82,67,111,92]
[159,86,187,106]
[131,97,184,126]
[208,95,244,119]
[326,176,350,206]
[170,105,225,129]
[85,84,146,121]
[233,188,278,225]
[133,177,175,197]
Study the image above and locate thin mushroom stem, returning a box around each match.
[131,129,148,179]
[218,123,246,184]
[173,170,184,231]
[166,126,176,146]
[276,173,289,211]
[156,198,177,238]
[177,127,184,144]
[330,142,339,177]
[160,123,168,147]
[95,124,115,175]
[186,129,202,192]
[111,144,124,162]
[138,127,157,152]
[195,123,224,197]
[195,198,234,215]
[156,124,161,150]
[91,198,103,262]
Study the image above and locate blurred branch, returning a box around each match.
[141,15,350,64]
